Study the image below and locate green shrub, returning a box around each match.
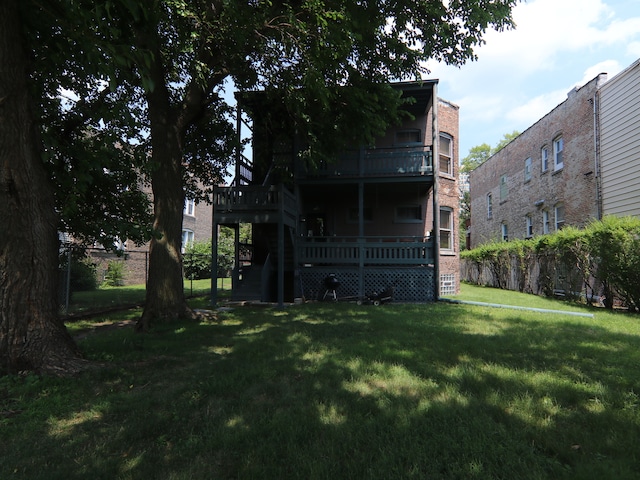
[183,241,213,280]
[103,261,126,287]
[59,250,98,291]
[183,226,240,280]
[463,216,640,311]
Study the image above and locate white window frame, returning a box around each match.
[553,136,563,171]
[501,223,508,242]
[524,157,532,182]
[184,198,195,217]
[541,146,549,172]
[439,133,453,176]
[525,215,533,238]
[487,193,493,219]
[181,229,194,253]
[543,210,550,234]
[555,204,565,231]
[439,207,454,252]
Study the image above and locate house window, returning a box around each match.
[541,146,549,172]
[184,198,195,217]
[395,205,422,223]
[525,215,533,238]
[553,136,563,171]
[542,210,550,234]
[440,207,453,252]
[524,157,532,182]
[501,223,508,241]
[395,129,421,145]
[487,193,493,219]
[439,133,453,175]
[555,204,565,231]
[182,229,194,253]
[500,174,508,200]
[348,207,373,223]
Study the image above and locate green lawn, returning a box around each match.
[3,286,640,479]
[64,278,229,315]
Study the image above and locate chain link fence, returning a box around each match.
[58,245,216,316]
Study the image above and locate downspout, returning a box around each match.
[593,88,603,220]
[432,85,440,301]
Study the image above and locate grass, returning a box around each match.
[64,278,229,315]
[3,285,640,479]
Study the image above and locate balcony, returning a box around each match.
[214,184,297,226]
[297,236,434,266]
[298,146,433,180]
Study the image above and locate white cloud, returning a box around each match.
[627,41,640,57]
[505,89,568,125]
[576,60,621,87]
[423,0,640,155]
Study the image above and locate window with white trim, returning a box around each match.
[184,198,195,217]
[440,207,454,252]
[525,215,533,238]
[181,229,194,253]
[555,204,565,231]
[487,193,493,219]
[553,136,563,171]
[542,210,550,234]
[541,146,549,172]
[439,133,453,175]
[501,223,508,241]
[524,157,532,182]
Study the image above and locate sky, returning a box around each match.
[423,0,640,159]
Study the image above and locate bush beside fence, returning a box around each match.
[461,216,640,311]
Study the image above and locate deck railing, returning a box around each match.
[298,236,434,266]
[214,184,297,225]
[299,146,433,179]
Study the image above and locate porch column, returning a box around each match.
[278,184,285,307]
[232,224,240,294]
[210,217,219,306]
[358,178,365,299]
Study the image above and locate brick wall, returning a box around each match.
[430,98,461,294]
[469,75,604,247]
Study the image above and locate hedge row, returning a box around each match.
[461,216,640,311]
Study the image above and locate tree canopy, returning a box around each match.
[2,0,521,373]
[461,130,521,173]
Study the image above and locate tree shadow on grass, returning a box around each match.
[3,302,640,479]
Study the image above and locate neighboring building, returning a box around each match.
[181,195,213,252]
[469,73,607,247]
[212,81,460,305]
[599,58,640,218]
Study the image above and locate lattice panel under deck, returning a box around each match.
[297,266,435,302]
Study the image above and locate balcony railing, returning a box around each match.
[299,146,433,179]
[298,236,434,266]
[214,184,297,225]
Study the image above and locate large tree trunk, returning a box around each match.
[136,48,195,332]
[0,0,85,375]
[137,142,195,331]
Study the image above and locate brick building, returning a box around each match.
[469,74,607,247]
[213,81,461,304]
